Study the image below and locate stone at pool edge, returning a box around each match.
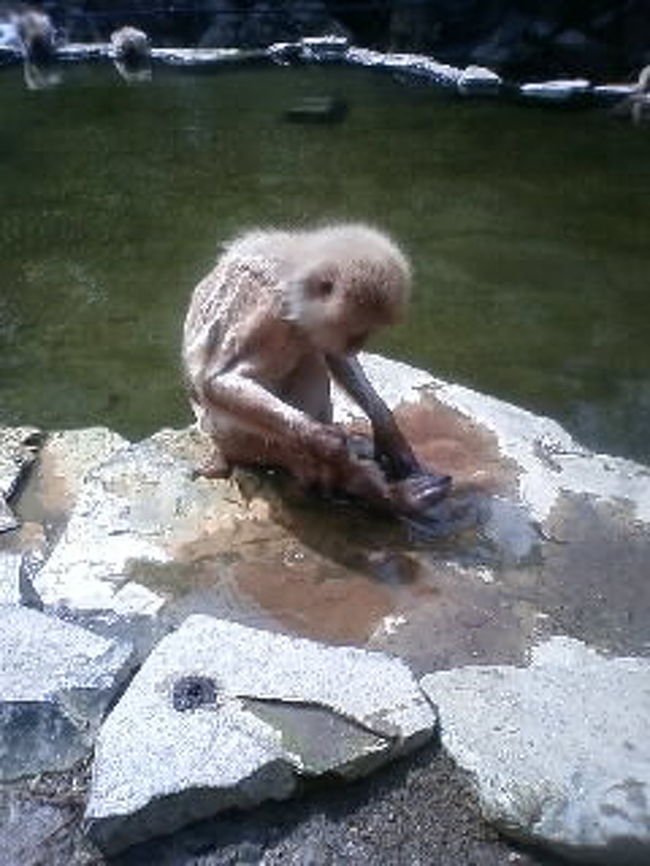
[0,426,42,534]
[0,605,134,781]
[85,615,437,855]
[421,637,650,865]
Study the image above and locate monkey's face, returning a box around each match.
[289,267,403,357]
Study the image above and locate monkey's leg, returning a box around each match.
[192,444,232,480]
[281,352,333,423]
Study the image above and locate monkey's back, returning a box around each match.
[182,229,300,389]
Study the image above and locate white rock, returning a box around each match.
[421,637,650,863]
[458,65,502,95]
[87,615,436,854]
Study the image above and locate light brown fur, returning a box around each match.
[182,224,450,514]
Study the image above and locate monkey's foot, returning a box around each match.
[191,452,232,481]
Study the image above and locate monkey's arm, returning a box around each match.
[325,354,420,479]
[205,366,337,454]
[205,366,396,502]
[326,354,451,511]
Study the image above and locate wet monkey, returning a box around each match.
[182,225,451,515]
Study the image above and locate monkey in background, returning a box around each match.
[15,8,60,90]
[110,26,152,83]
[182,224,452,517]
[612,65,650,125]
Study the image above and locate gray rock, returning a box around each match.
[86,615,436,854]
[346,47,461,86]
[34,427,129,517]
[0,606,133,781]
[0,551,21,604]
[421,637,650,864]
[520,79,591,102]
[0,426,41,500]
[457,64,502,96]
[300,35,348,61]
[32,433,244,618]
[0,496,18,534]
[594,84,636,102]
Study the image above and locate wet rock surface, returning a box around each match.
[86,616,436,854]
[422,637,650,864]
[1,354,649,862]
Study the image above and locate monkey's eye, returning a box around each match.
[318,279,334,297]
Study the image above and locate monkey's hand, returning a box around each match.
[295,423,350,491]
[388,471,452,516]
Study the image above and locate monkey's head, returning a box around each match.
[17,11,56,64]
[286,225,412,356]
[111,27,150,64]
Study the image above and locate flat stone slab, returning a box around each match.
[34,427,129,516]
[32,432,245,617]
[421,637,650,864]
[86,615,436,854]
[0,606,133,781]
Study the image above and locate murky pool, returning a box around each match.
[1,61,649,465]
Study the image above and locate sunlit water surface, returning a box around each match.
[1,62,649,464]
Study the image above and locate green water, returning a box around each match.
[1,63,648,463]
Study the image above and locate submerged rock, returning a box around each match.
[421,637,650,864]
[86,615,436,854]
[0,606,133,781]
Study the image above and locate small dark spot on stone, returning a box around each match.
[172,675,218,711]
